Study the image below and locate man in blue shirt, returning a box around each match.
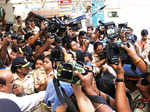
[45,79,73,112]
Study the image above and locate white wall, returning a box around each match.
[104,0,150,39]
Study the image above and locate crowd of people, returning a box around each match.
[0,8,150,112]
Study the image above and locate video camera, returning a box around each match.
[27,12,66,33]
[98,21,132,65]
[57,61,91,84]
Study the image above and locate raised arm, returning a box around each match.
[27,22,46,46]
[35,37,54,58]
[75,72,114,112]
[111,60,131,112]
[122,43,147,73]
[72,85,95,112]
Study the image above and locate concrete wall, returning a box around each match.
[0,2,14,22]
[104,0,150,38]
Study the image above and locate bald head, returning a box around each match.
[0,69,13,78]
[0,69,13,93]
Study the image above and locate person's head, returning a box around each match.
[0,69,14,93]
[136,72,150,95]
[70,41,79,51]
[31,20,35,28]
[25,21,32,29]
[78,31,87,43]
[94,42,103,55]
[16,16,22,24]
[43,55,53,73]
[141,29,148,40]
[11,57,33,76]
[84,52,93,62]
[87,26,94,36]
[91,33,97,42]
[11,45,24,57]
[17,35,25,47]
[35,55,44,69]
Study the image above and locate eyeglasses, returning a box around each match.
[141,78,150,86]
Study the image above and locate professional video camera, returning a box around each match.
[57,61,90,84]
[98,21,131,65]
[118,23,137,44]
[26,12,66,33]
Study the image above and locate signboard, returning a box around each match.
[92,0,104,26]
[59,0,72,15]
[59,5,72,15]
[59,0,72,5]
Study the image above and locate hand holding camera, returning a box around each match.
[74,71,94,92]
[111,59,124,75]
[121,42,137,58]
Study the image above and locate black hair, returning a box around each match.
[87,26,94,31]
[36,54,45,61]
[0,78,6,85]
[94,42,103,51]
[44,54,52,62]
[25,21,31,25]
[79,31,87,37]
[16,16,21,20]
[24,32,33,40]
[141,29,148,36]
[11,66,17,73]
[66,40,73,50]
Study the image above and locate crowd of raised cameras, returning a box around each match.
[0,8,150,112]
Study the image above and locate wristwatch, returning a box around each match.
[115,78,124,82]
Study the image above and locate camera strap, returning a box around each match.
[86,94,106,104]
[53,78,78,112]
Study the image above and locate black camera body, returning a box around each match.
[98,21,132,65]
[26,12,66,34]
[50,46,64,62]
[107,41,130,65]
[100,40,131,65]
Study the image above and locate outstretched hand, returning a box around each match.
[74,71,94,91]
[121,42,137,57]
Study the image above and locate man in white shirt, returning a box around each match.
[0,68,45,112]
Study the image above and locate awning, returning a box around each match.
[32,9,71,18]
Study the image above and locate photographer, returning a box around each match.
[73,58,133,112]
[26,21,46,46]
[34,32,55,58]
[78,31,94,54]
[13,16,26,35]
[73,71,115,112]
[111,59,131,112]
[93,42,105,67]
